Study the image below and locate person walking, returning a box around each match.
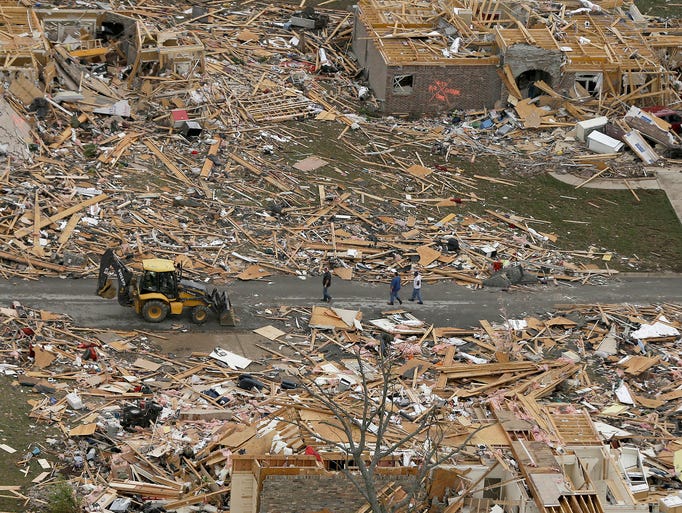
[409,270,423,304]
[388,271,402,305]
[321,267,332,302]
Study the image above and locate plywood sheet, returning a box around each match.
[470,423,510,446]
[219,425,257,448]
[293,156,328,171]
[34,346,56,368]
[404,164,432,178]
[69,423,97,436]
[253,325,286,340]
[132,358,162,372]
[309,306,360,330]
[334,267,353,280]
[210,348,252,370]
[417,245,441,266]
[236,264,273,280]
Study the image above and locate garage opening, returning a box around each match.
[516,69,552,98]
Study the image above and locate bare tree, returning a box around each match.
[296,347,484,513]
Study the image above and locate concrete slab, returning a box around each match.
[655,166,682,224]
[159,331,273,360]
[549,171,660,190]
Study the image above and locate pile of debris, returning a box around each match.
[1,0,679,285]
[1,296,682,512]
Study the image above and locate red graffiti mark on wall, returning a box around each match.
[428,80,461,103]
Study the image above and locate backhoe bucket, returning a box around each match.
[219,307,237,327]
[97,278,117,299]
[211,288,237,326]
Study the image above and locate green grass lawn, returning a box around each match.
[469,170,682,273]
[635,0,680,16]
[277,120,682,273]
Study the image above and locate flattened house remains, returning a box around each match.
[0,0,204,115]
[352,0,682,115]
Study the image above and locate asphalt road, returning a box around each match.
[2,274,681,332]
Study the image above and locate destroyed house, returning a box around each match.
[0,2,204,85]
[225,404,650,513]
[352,0,682,116]
[230,455,417,513]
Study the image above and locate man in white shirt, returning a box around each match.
[409,270,423,304]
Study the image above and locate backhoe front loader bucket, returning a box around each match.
[211,289,237,326]
[219,308,237,327]
[97,278,117,299]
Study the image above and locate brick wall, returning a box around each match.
[353,5,501,114]
[258,473,413,513]
[352,13,388,101]
[557,71,577,95]
[382,64,502,116]
[503,43,562,89]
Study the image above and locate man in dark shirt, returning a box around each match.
[321,267,332,303]
[388,271,402,305]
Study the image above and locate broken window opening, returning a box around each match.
[575,73,602,95]
[482,477,502,500]
[326,459,349,471]
[393,74,413,95]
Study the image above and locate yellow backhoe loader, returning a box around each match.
[96,249,236,325]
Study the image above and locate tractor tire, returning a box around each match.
[141,300,170,323]
[191,305,210,324]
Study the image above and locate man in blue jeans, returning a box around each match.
[388,271,402,305]
[409,270,423,304]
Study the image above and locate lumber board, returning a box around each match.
[14,194,108,239]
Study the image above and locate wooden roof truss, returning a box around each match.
[0,4,47,72]
[358,0,680,104]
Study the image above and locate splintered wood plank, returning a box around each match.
[49,113,88,149]
[304,192,351,227]
[479,319,498,343]
[143,139,192,185]
[14,194,108,239]
[98,132,140,165]
[32,471,50,483]
[57,213,82,246]
[435,346,456,389]
[485,209,557,242]
[32,190,45,257]
[498,64,523,99]
[200,136,222,179]
[228,152,261,175]
[0,249,67,271]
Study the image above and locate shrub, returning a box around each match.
[47,481,81,513]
